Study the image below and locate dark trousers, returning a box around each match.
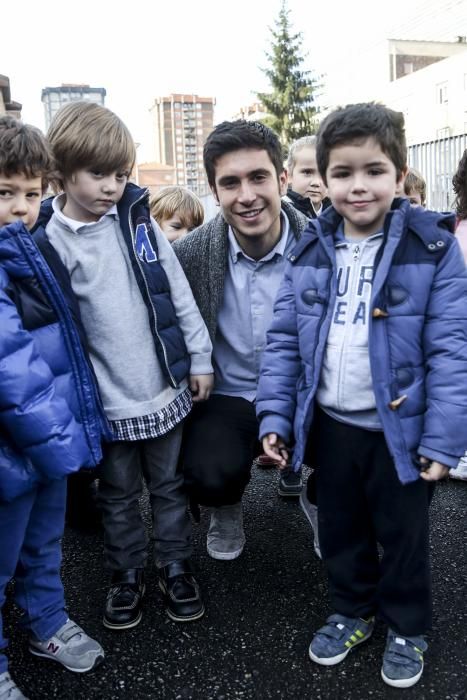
[311,409,433,636]
[181,394,261,507]
[98,424,192,571]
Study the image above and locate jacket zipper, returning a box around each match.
[127,193,177,388]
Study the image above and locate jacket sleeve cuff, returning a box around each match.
[418,446,460,469]
[259,415,292,444]
[189,353,214,375]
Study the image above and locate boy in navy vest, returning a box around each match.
[257,103,467,688]
[0,117,106,699]
[42,102,213,629]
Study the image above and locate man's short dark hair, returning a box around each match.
[316,103,407,184]
[0,116,56,191]
[203,120,284,189]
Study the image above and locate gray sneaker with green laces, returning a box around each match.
[381,630,427,688]
[0,672,29,700]
[309,613,375,665]
[29,619,104,673]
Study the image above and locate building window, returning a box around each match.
[437,82,448,105]
[403,62,413,75]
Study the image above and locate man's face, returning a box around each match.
[211,148,287,250]
[325,137,405,238]
[62,168,129,223]
[289,146,326,206]
[0,172,43,229]
[406,188,424,207]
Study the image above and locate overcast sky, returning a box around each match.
[2,0,465,161]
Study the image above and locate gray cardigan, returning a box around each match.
[173,200,308,341]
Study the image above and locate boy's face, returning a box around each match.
[406,188,424,207]
[211,147,287,250]
[289,146,326,206]
[159,214,191,242]
[325,137,405,238]
[0,172,43,229]
[62,169,129,223]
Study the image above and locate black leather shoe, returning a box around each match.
[158,560,204,622]
[103,569,145,630]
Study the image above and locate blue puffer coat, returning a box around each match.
[257,199,467,484]
[0,220,110,502]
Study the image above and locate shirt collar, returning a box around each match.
[228,210,290,263]
[52,193,119,234]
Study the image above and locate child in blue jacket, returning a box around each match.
[257,103,467,689]
[0,118,108,698]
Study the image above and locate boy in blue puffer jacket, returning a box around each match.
[0,117,107,699]
[257,103,467,689]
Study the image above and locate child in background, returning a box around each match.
[284,135,331,219]
[404,167,426,206]
[449,148,467,480]
[0,117,106,699]
[150,186,204,242]
[257,103,467,688]
[42,102,213,630]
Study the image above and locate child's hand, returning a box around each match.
[189,374,214,402]
[262,433,289,469]
[418,456,449,481]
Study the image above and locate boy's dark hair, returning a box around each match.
[316,103,407,184]
[452,149,467,220]
[404,167,427,205]
[203,120,284,190]
[0,116,56,191]
[47,101,136,191]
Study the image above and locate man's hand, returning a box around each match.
[418,455,449,482]
[262,433,289,469]
[189,374,214,402]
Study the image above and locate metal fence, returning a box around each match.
[408,134,467,212]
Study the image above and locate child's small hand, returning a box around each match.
[418,456,449,481]
[262,433,289,469]
[189,373,214,402]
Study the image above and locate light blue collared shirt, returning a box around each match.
[212,212,296,402]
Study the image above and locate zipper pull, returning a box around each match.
[352,244,360,261]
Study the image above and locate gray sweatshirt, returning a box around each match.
[45,195,212,421]
[316,232,383,430]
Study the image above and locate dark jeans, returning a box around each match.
[311,408,433,636]
[181,394,261,507]
[0,478,68,674]
[98,424,191,570]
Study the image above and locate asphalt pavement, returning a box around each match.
[5,468,467,700]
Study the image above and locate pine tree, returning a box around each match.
[257,1,320,148]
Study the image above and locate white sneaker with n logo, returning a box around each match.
[29,619,104,673]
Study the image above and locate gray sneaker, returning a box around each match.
[207,502,245,560]
[299,486,322,559]
[29,619,104,673]
[0,673,29,700]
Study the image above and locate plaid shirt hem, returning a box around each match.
[110,387,192,441]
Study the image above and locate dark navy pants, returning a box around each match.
[0,478,68,674]
[311,408,433,637]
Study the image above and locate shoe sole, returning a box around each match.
[207,543,245,560]
[308,632,372,666]
[102,610,143,630]
[29,647,104,673]
[381,665,423,688]
[158,581,205,622]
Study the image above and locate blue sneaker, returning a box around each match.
[309,613,374,666]
[381,630,427,688]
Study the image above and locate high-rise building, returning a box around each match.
[41,84,106,129]
[0,74,21,118]
[149,94,215,196]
